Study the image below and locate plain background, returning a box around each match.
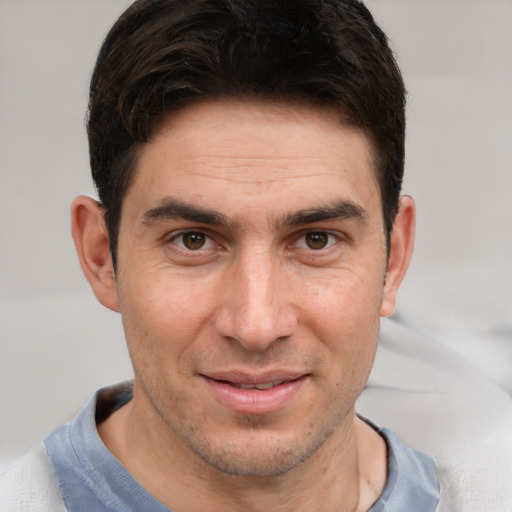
[1,0,511,468]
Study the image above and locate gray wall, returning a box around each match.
[1,0,511,467]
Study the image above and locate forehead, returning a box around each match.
[124,99,381,221]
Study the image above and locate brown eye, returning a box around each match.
[305,232,329,250]
[182,232,206,250]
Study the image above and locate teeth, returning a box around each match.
[255,382,274,390]
[237,380,284,390]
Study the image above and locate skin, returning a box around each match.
[72,99,415,512]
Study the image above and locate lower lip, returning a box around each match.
[202,376,308,415]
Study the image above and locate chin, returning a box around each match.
[183,423,337,478]
[195,444,309,477]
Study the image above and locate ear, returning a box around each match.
[71,196,120,312]
[380,195,416,317]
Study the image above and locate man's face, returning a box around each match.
[115,100,392,476]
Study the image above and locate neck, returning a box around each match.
[98,397,386,512]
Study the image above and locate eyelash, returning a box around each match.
[164,229,345,262]
[167,230,217,253]
[293,231,340,251]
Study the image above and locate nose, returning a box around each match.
[213,247,298,352]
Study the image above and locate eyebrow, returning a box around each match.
[141,198,234,228]
[141,197,367,229]
[279,200,367,227]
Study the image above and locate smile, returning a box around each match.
[229,380,285,390]
[202,374,308,414]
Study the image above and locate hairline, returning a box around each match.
[105,96,390,270]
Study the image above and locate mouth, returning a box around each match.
[219,379,287,390]
[201,373,308,414]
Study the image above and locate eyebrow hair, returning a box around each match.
[279,200,367,226]
[141,198,233,228]
[141,197,367,229]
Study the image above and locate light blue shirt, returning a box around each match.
[45,383,440,511]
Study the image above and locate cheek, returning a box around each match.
[118,271,218,362]
[295,270,382,375]
[296,266,384,326]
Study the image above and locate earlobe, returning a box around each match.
[71,196,120,312]
[380,195,416,317]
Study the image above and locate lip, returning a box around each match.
[201,371,309,415]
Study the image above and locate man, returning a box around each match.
[1,0,438,510]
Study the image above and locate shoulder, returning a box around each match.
[358,318,512,512]
[0,442,67,512]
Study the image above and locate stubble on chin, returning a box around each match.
[170,406,351,478]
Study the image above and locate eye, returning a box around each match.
[295,231,338,250]
[171,231,214,251]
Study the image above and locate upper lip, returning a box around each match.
[201,370,308,386]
